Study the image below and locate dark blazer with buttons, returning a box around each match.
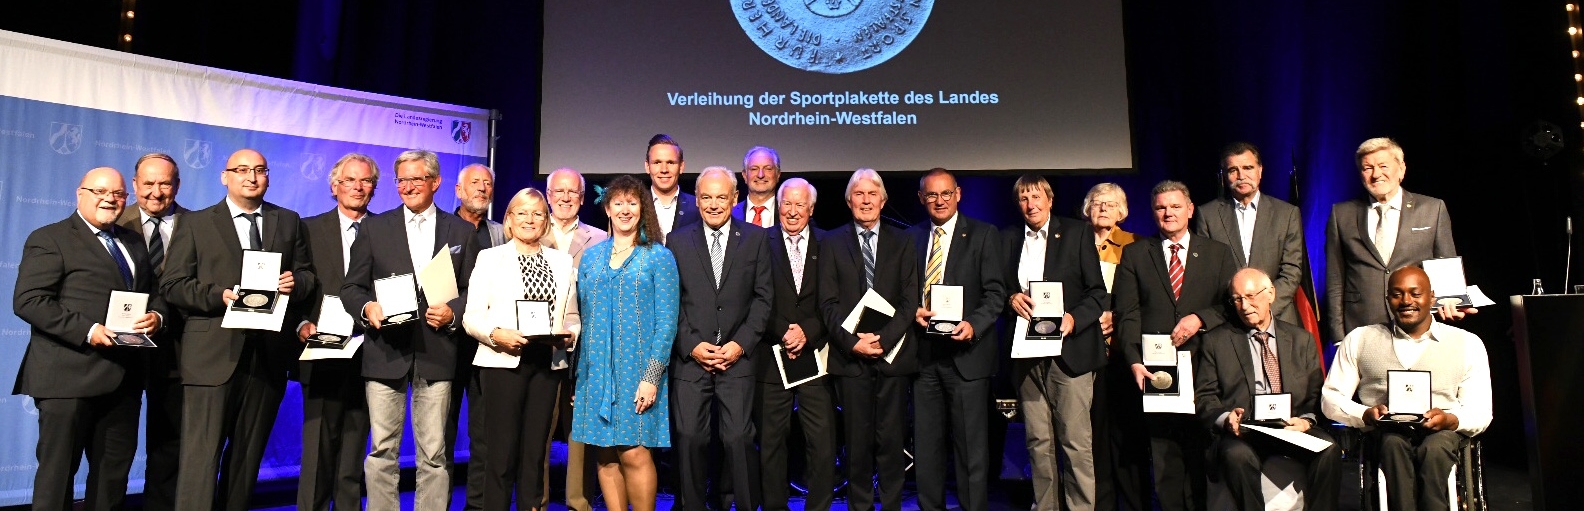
[1324,191,1456,341]
[909,214,1007,381]
[13,214,167,398]
[818,222,921,377]
[1001,216,1111,375]
[1193,195,1307,325]
[159,199,318,387]
[666,218,774,381]
[664,192,700,237]
[296,207,373,383]
[1194,320,1322,431]
[754,226,827,384]
[1114,233,1238,365]
[116,203,188,380]
[340,207,481,381]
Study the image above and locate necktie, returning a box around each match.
[239,212,263,250]
[1168,243,1184,300]
[924,227,945,308]
[710,229,725,289]
[99,230,133,288]
[350,221,360,236]
[1254,330,1282,393]
[1373,203,1396,264]
[146,216,164,272]
[752,205,766,226]
[861,229,876,290]
[787,233,805,294]
[410,214,429,274]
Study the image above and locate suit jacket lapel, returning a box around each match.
[690,225,715,288]
[429,212,450,259]
[1221,202,1248,267]
[943,220,973,286]
[1231,329,1258,404]
[719,221,743,288]
[1147,237,1175,301]
[1275,323,1306,393]
[209,202,244,260]
[1355,200,1386,266]
[1391,193,1422,267]
[261,205,280,252]
[801,233,819,297]
[1041,219,1062,281]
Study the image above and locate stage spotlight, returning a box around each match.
[1571,4,1578,11]
[1570,26,1578,35]
[122,34,131,42]
[126,11,134,18]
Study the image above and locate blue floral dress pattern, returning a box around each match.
[571,241,679,447]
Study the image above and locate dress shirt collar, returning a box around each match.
[1377,188,1404,211]
[552,217,582,235]
[140,207,177,225]
[1234,191,1261,211]
[338,208,364,231]
[78,211,111,236]
[651,186,679,206]
[225,197,261,217]
[705,221,731,239]
[402,203,438,224]
[931,212,960,237]
[1392,319,1444,343]
[1161,231,1192,251]
[1024,218,1050,239]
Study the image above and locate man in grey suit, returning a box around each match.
[1193,142,1307,325]
[666,166,774,511]
[1324,137,1466,342]
[450,162,502,511]
[543,166,608,511]
[114,152,187,511]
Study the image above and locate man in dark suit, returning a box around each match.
[645,133,699,240]
[543,166,609,511]
[908,168,1006,511]
[341,149,481,511]
[160,149,317,511]
[1192,142,1307,325]
[114,152,187,511]
[731,146,780,228]
[1113,180,1238,511]
[1195,268,1339,511]
[753,177,837,511]
[292,153,379,511]
[666,166,774,511]
[450,162,502,511]
[1002,175,1109,511]
[14,167,164,511]
[1325,137,1464,342]
[818,168,920,511]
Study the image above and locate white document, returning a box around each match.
[1142,351,1195,414]
[417,245,459,304]
[1100,261,1118,293]
[841,288,895,333]
[105,291,148,332]
[374,274,419,321]
[473,342,521,368]
[221,293,290,331]
[239,250,282,291]
[1242,424,1334,453]
[1421,257,1468,297]
[930,284,964,322]
[1010,316,1063,359]
[1388,370,1432,414]
[1466,285,1496,307]
[1029,281,1064,317]
[299,335,364,360]
[1142,334,1177,366]
[1253,393,1292,421]
[516,300,552,336]
[772,344,828,389]
[883,334,907,364]
[316,295,354,338]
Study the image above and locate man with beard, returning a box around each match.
[451,162,503,510]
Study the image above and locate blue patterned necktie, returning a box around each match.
[99,229,133,288]
[146,217,164,272]
[861,229,876,290]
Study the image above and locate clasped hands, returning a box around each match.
[782,324,807,359]
[692,340,745,373]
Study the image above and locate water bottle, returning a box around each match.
[1532,279,1545,295]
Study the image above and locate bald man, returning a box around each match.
[161,149,318,511]
[1194,269,1338,511]
[14,167,165,511]
[1323,266,1491,511]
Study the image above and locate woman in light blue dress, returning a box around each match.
[571,174,678,511]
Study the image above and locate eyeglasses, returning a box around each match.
[336,177,377,188]
[921,190,957,202]
[508,210,547,221]
[1230,286,1273,305]
[1090,201,1121,211]
[550,189,581,198]
[225,166,270,177]
[394,176,434,187]
[80,187,128,201]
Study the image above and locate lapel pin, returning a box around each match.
[1054,233,1061,238]
[1192,252,1199,258]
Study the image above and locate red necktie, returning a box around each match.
[751,205,765,226]
[1168,243,1184,300]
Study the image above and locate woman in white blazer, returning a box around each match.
[463,187,579,511]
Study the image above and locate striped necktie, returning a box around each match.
[923,227,945,307]
[1168,243,1184,300]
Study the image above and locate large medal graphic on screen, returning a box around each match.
[733,0,934,74]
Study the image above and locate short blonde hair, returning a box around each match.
[1081,182,1129,223]
[502,188,550,242]
[1013,174,1053,200]
[845,168,887,201]
[1355,137,1405,168]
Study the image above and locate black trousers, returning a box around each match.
[297,357,370,511]
[1148,413,1209,511]
[671,373,759,511]
[175,341,286,511]
[1375,428,1463,511]
[478,347,561,511]
[1094,358,1153,511]
[31,381,142,511]
[1214,427,1340,511]
[754,377,837,511]
[142,374,183,511]
[448,359,487,511]
[836,369,911,511]
[912,360,990,511]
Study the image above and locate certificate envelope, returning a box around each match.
[1142,334,1177,366]
[239,250,282,290]
[516,300,552,336]
[373,274,420,321]
[418,245,459,304]
[1388,370,1432,415]
[220,293,290,331]
[1009,316,1062,358]
[1029,281,1064,317]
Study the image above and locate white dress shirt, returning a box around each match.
[403,204,438,273]
[653,187,678,236]
[1160,231,1193,268]
[1232,192,1259,262]
[1321,320,1493,435]
[1017,220,1049,294]
[139,208,178,247]
[225,198,264,250]
[743,196,776,228]
[551,218,581,252]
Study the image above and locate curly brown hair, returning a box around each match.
[601,175,665,246]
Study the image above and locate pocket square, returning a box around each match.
[1410,226,1432,231]
[450,245,463,254]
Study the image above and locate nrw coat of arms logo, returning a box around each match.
[48,122,83,155]
[452,121,472,144]
[183,139,213,169]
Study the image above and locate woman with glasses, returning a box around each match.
[462,188,579,511]
[1081,182,1149,511]
[571,175,679,511]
